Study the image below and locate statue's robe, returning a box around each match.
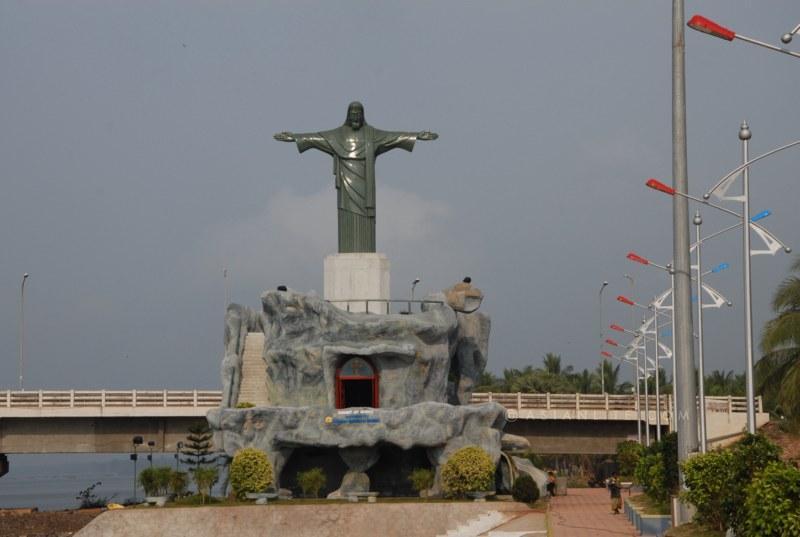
[292,125,418,253]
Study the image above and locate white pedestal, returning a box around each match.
[324,253,390,314]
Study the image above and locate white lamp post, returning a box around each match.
[599,281,609,394]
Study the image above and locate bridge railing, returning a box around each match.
[1,390,222,409]
[470,392,760,414]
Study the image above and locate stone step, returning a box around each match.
[438,511,506,537]
[237,332,268,406]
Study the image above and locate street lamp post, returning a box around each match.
[610,323,646,444]
[19,273,30,391]
[739,123,757,434]
[688,15,800,60]
[693,210,709,452]
[131,436,143,502]
[599,281,609,394]
[672,5,699,517]
[147,440,155,469]
[409,277,421,314]
[175,441,184,472]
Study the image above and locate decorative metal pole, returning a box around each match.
[694,211,708,452]
[642,322,651,447]
[599,281,609,394]
[653,300,662,442]
[674,2,698,521]
[740,121,756,434]
[625,274,642,444]
[19,273,29,391]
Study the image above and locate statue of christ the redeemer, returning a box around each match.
[274,102,438,253]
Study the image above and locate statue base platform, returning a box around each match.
[323,253,390,314]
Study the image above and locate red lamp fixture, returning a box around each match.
[601,351,613,358]
[645,178,675,196]
[687,15,735,41]
[626,252,649,265]
[605,338,619,347]
[609,324,625,333]
[617,295,635,306]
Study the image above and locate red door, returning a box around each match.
[336,357,379,409]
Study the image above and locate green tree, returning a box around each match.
[756,257,800,421]
[181,422,217,470]
[543,353,570,376]
[191,466,219,504]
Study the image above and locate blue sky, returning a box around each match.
[1,1,798,389]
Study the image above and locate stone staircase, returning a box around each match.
[237,332,269,406]
[436,511,507,537]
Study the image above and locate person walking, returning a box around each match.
[546,471,557,498]
[607,471,622,514]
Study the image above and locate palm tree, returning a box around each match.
[542,353,562,376]
[597,360,622,394]
[756,257,800,420]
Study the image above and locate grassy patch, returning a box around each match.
[665,522,724,537]
[626,494,670,516]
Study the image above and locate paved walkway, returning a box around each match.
[549,488,637,537]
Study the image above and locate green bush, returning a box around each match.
[75,481,115,509]
[681,449,735,531]
[407,468,435,493]
[235,402,255,408]
[138,466,173,497]
[229,448,273,499]
[616,440,644,477]
[680,433,783,534]
[634,433,678,505]
[297,467,326,498]
[168,471,189,497]
[441,446,495,498]
[742,461,800,537]
[191,466,219,504]
[511,474,539,503]
[727,434,781,534]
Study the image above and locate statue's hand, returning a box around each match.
[417,131,438,141]
[274,132,296,142]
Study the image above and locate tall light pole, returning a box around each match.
[19,273,30,391]
[409,277,421,314]
[739,122,757,434]
[599,281,609,394]
[672,3,699,510]
[623,274,641,443]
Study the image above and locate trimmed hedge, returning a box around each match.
[511,474,539,503]
[441,446,495,498]
[229,448,273,499]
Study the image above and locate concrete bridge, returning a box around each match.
[472,392,768,454]
[0,390,766,460]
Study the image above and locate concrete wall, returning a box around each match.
[0,417,206,454]
[506,419,662,454]
[76,502,534,537]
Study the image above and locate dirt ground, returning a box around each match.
[0,508,100,537]
[761,421,800,464]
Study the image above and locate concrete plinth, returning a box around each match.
[323,253,390,314]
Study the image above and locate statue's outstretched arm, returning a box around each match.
[274,132,296,142]
[416,131,438,141]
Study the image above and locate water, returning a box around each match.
[0,454,173,511]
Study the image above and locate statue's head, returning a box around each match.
[345,101,365,130]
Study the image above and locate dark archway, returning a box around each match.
[336,356,379,409]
